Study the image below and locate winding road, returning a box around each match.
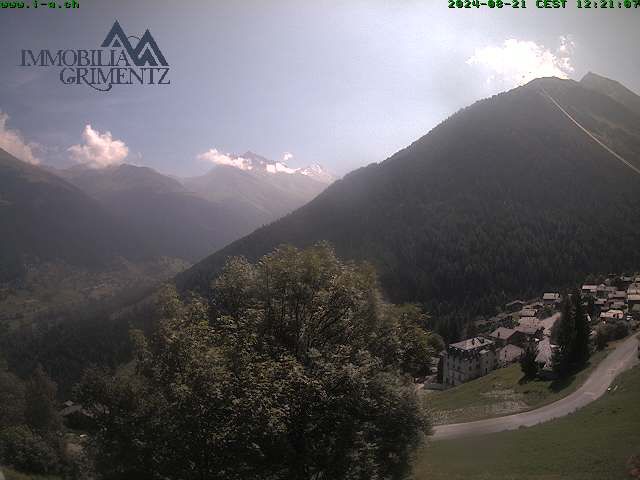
[432,334,639,441]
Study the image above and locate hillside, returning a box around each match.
[581,71,640,116]
[58,163,261,262]
[415,364,640,479]
[176,76,640,319]
[58,157,331,263]
[0,149,150,282]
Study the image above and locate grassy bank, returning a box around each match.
[2,468,60,480]
[426,347,611,424]
[414,364,640,480]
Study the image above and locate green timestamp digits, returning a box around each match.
[448,0,527,7]
[577,0,640,6]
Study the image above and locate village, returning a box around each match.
[435,274,640,388]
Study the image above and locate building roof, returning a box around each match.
[581,285,597,292]
[535,338,556,370]
[450,337,494,351]
[520,308,538,317]
[518,317,541,328]
[490,327,517,340]
[515,325,542,336]
[498,344,524,363]
[628,294,640,302]
[600,310,625,320]
[506,300,525,307]
[540,313,561,337]
[543,293,560,301]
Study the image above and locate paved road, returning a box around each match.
[432,334,639,441]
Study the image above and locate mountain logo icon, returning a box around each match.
[101,20,168,67]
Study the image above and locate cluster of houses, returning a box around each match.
[581,277,640,324]
[437,274,640,388]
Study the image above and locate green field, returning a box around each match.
[414,364,640,480]
[426,347,611,424]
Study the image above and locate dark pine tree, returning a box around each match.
[572,290,591,367]
[553,296,576,378]
[520,342,539,379]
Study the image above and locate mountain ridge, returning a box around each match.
[175,76,640,322]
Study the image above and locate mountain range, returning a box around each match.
[0,147,333,286]
[176,74,640,321]
[0,149,149,282]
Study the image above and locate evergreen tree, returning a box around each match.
[553,296,575,377]
[520,342,538,379]
[24,365,62,434]
[573,290,591,366]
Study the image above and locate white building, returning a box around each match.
[441,337,497,386]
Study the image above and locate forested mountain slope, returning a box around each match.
[177,76,640,317]
[0,149,150,282]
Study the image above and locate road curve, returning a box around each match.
[432,334,639,441]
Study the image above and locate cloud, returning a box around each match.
[197,148,254,171]
[0,110,40,164]
[467,37,575,89]
[68,125,129,168]
[282,152,294,163]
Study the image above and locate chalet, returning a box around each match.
[519,308,538,318]
[609,290,627,302]
[600,309,625,323]
[597,284,609,299]
[518,317,541,329]
[595,298,608,310]
[488,327,525,347]
[441,337,497,386]
[515,324,544,342]
[497,344,524,366]
[59,401,93,430]
[628,294,640,311]
[543,292,561,306]
[505,300,526,313]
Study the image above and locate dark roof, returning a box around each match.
[515,325,542,336]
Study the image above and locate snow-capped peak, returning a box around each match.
[198,149,334,183]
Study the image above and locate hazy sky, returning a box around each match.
[0,1,639,177]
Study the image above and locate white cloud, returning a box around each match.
[197,148,254,171]
[0,110,40,165]
[282,152,294,163]
[68,125,129,168]
[467,37,575,89]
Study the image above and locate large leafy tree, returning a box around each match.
[77,244,431,480]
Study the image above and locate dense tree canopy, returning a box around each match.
[77,244,433,480]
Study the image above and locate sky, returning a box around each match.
[0,0,639,178]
